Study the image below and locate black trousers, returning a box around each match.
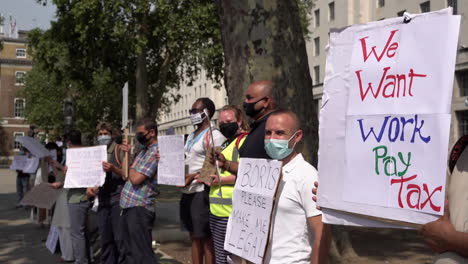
[120,206,156,264]
[98,203,124,264]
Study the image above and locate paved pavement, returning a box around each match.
[0,169,188,264]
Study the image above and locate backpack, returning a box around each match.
[448,134,468,174]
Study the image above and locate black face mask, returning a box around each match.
[220,122,239,139]
[136,131,150,146]
[243,97,266,118]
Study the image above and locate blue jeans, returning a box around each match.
[68,201,92,264]
[16,176,30,204]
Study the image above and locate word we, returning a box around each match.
[356,29,427,101]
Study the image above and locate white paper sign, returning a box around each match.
[10,155,27,171]
[23,157,40,174]
[224,158,282,264]
[64,146,107,188]
[16,136,51,158]
[317,9,460,226]
[157,135,185,186]
[45,225,60,253]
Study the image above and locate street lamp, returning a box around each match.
[63,98,74,135]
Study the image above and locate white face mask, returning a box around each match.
[97,135,112,146]
[190,112,205,125]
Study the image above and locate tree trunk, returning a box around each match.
[135,46,148,120]
[216,0,317,164]
[216,0,358,262]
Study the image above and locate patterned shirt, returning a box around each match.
[120,143,158,210]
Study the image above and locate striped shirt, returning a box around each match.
[120,143,158,209]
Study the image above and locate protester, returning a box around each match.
[205,105,248,264]
[86,123,128,264]
[181,97,225,264]
[49,147,74,262]
[420,135,468,263]
[64,130,93,264]
[215,80,277,174]
[263,109,330,264]
[15,148,30,208]
[119,118,159,263]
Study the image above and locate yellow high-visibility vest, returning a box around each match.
[209,134,247,217]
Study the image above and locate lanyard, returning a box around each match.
[186,128,209,152]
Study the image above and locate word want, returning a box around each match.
[390,174,442,212]
[357,114,431,144]
[356,29,427,101]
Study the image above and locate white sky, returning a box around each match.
[0,0,56,30]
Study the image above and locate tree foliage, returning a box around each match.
[24,0,223,135]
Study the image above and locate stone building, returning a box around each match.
[0,30,32,158]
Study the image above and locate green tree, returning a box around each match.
[25,0,223,135]
[216,0,357,262]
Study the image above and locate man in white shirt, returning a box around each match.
[181,97,225,264]
[263,109,330,264]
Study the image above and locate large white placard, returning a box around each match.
[157,135,185,186]
[317,9,460,226]
[64,146,107,188]
[224,158,282,264]
[16,136,51,158]
[9,155,27,171]
[23,157,40,174]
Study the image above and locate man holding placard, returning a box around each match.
[119,118,159,263]
[86,123,128,264]
[263,110,330,264]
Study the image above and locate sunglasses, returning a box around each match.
[189,108,204,114]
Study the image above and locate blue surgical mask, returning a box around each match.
[97,135,112,146]
[264,132,298,160]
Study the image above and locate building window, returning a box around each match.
[16,48,26,58]
[314,66,320,85]
[447,0,457,14]
[328,2,335,21]
[397,10,406,17]
[15,71,26,85]
[14,98,25,118]
[314,37,320,56]
[314,9,320,27]
[457,70,468,97]
[13,132,24,150]
[377,0,385,8]
[458,111,468,137]
[420,1,430,13]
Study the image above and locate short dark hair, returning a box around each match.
[197,97,215,118]
[136,118,158,135]
[68,130,82,146]
[96,122,113,134]
[45,142,59,150]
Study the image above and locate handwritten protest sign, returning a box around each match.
[16,136,51,158]
[224,158,282,264]
[199,146,222,183]
[317,9,460,226]
[45,225,60,254]
[21,183,63,209]
[64,146,107,188]
[157,135,185,186]
[9,155,27,171]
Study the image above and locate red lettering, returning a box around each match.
[408,69,427,96]
[391,174,417,208]
[406,184,421,209]
[359,29,399,62]
[421,184,442,212]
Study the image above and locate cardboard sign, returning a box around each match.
[16,136,51,158]
[224,158,282,264]
[64,146,107,188]
[157,135,185,186]
[199,146,222,183]
[20,183,63,209]
[317,9,460,226]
